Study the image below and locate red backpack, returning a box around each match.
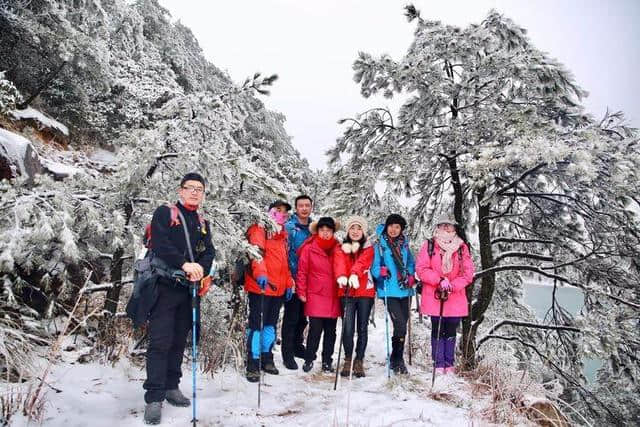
[143,203,205,249]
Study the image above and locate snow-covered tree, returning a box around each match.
[0,0,314,379]
[328,5,639,424]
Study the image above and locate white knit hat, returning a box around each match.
[344,215,369,235]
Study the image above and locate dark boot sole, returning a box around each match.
[165,397,190,408]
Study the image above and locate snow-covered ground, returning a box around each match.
[6,302,506,427]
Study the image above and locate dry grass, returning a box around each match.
[465,358,571,426]
[0,384,47,424]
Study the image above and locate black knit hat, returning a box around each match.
[180,172,206,188]
[384,213,407,233]
[317,216,336,231]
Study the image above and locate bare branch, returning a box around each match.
[477,319,581,347]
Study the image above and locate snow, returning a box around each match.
[88,148,118,165]
[0,127,33,175]
[10,107,69,136]
[4,302,490,427]
[41,158,82,177]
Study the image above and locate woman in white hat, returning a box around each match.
[333,216,375,378]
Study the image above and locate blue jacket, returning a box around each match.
[371,224,416,298]
[285,214,312,278]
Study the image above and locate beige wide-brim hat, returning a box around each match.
[435,214,457,226]
[343,215,369,235]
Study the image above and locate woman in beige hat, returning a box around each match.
[333,216,375,377]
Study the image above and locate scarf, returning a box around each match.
[384,233,407,280]
[317,235,335,253]
[433,228,464,274]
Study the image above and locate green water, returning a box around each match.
[523,282,602,382]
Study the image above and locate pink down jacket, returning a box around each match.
[416,240,475,317]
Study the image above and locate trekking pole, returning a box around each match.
[407,294,412,366]
[190,281,198,426]
[431,288,449,390]
[257,290,265,408]
[383,281,391,379]
[334,286,350,391]
[175,209,199,426]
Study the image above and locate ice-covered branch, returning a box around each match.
[491,237,554,246]
[477,319,581,347]
[493,251,554,264]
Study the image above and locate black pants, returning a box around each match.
[305,317,337,364]
[281,294,307,359]
[341,297,374,360]
[144,282,192,403]
[246,293,283,360]
[430,316,461,339]
[385,297,410,339]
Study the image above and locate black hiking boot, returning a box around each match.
[165,388,190,407]
[261,352,279,375]
[302,361,314,372]
[143,401,162,425]
[283,357,298,370]
[321,361,334,373]
[246,358,260,383]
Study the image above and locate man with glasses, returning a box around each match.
[143,172,215,425]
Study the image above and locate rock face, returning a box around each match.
[0,127,43,179]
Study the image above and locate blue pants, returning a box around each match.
[246,292,283,360]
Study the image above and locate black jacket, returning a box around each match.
[126,202,215,328]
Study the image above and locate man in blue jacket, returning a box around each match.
[281,194,313,369]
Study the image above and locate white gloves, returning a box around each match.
[337,276,348,288]
[348,274,360,289]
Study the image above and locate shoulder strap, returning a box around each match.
[428,238,434,257]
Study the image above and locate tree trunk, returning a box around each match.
[461,187,495,370]
[103,246,124,314]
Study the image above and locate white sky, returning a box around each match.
[158,0,640,170]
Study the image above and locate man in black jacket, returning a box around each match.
[143,172,215,425]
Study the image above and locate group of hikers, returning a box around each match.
[131,173,475,425]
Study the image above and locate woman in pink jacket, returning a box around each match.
[416,215,475,375]
[296,217,341,373]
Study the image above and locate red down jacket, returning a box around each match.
[333,240,375,298]
[244,224,294,297]
[296,235,341,318]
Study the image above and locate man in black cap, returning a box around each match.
[142,172,215,425]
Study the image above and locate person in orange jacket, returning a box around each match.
[244,200,295,382]
[334,216,375,378]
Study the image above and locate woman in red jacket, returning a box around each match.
[296,217,341,373]
[244,200,295,382]
[334,216,375,378]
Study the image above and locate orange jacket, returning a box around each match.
[333,240,375,298]
[244,224,294,296]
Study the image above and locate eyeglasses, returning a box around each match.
[182,185,205,194]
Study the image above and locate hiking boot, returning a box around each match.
[246,358,260,383]
[322,362,334,373]
[302,361,313,372]
[353,359,365,378]
[393,358,409,375]
[340,358,352,377]
[261,353,279,375]
[165,388,190,407]
[283,357,298,370]
[143,402,162,425]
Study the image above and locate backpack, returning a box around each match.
[143,203,205,249]
[231,225,270,288]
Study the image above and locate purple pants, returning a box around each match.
[430,316,460,368]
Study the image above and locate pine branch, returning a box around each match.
[491,237,554,245]
[477,319,581,347]
[493,251,554,264]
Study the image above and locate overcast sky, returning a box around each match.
[158,0,640,170]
